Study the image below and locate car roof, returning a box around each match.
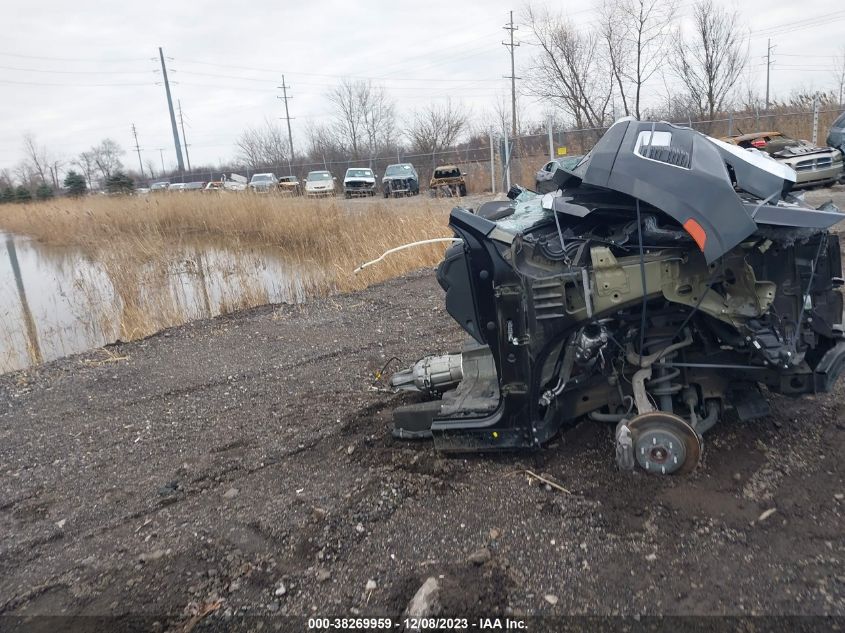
[346,167,373,171]
[434,164,459,170]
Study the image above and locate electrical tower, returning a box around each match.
[131,123,145,178]
[178,100,192,173]
[277,76,295,176]
[764,39,776,112]
[502,10,520,138]
[158,47,185,172]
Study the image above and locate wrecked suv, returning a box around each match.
[721,131,843,189]
[391,119,845,476]
[343,168,377,198]
[382,163,419,198]
[430,165,467,197]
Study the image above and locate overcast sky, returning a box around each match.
[1,0,843,176]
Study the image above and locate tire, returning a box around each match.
[458,184,467,197]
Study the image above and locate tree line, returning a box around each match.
[2,0,844,199]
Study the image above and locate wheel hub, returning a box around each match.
[628,411,702,475]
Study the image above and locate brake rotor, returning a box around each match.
[627,411,702,475]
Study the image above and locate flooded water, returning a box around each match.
[0,232,322,373]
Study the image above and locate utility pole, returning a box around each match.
[130,123,145,178]
[158,148,166,174]
[764,38,776,112]
[177,100,192,173]
[502,10,520,138]
[158,47,185,172]
[277,75,295,176]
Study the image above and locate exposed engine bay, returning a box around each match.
[390,119,845,475]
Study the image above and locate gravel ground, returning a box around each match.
[1,230,844,629]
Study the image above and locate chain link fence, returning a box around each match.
[162,105,844,195]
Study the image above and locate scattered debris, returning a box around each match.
[274,582,287,596]
[223,487,239,499]
[179,599,223,633]
[467,547,492,566]
[522,470,572,494]
[757,508,778,523]
[544,594,559,606]
[404,577,441,622]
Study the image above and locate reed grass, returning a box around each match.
[0,193,458,353]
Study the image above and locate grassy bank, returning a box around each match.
[0,193,455,290]
[0,193,457,355]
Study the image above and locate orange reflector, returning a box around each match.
[683,218,707,252]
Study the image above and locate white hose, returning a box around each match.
[353,238,463,273]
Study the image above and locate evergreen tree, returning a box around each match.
[105,171,134,195]
[35,183,54,200]
[14,186,32,203]
[0,187,14,204]
[63,170,87,197]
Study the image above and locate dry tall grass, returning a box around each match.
[0,193,457,349]
[0,192,456,290]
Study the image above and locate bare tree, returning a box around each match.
[235,118,289,170]
[405,100,468,155]
[327,79,395,160]
[0,167,14,189]
[599,0,677,119]
[833,46,845,107]
[22,134,49,184]
[74,151,97,189]
[671,0,748,123]
[304,122,346,166]
[144,159,157,180]
[90,139,124,182]
[523,5,613,131]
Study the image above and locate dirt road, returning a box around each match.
[0,269,843,629]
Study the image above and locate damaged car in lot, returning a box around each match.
[430,165,467,197]
[343,167,377,198]
[828,110,845,165]
[721,131,843,188]
[390,119,845,476]
[382,163,419,197]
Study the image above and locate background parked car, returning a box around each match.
[535,156,584,193]
[169,183,187,192]
[304,170,335,197]
[248,173,279,193]
[381,163,419,197]
[343,168,377,198]
[150,181,170,192]
[184,181,206,192]
[278,175,302,196]
[429,165,466,197]
[828,111,845,181]
[720,132,843,188]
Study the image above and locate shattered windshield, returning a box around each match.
[494,191,553,233]
[346,169,373,178]
[385,164,414,177]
